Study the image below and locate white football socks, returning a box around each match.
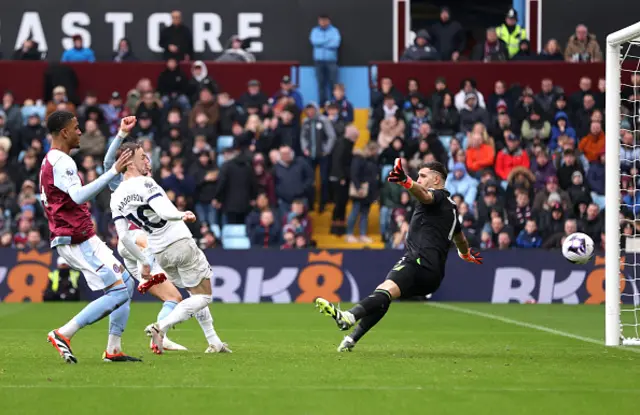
[58,320,80,339]
[158,294,211,332]
[106,334,122,354]
[195,306,223,347]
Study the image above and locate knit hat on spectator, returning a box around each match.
[546,176,559,185]
[53,86,66,95]
[0,137,11,153]
[453,162,466,173]
[548,192,562,205]
[496,99,508,114]
[281,75,292,84]
[572,171,584,180]
[465,92,477,102]
[506,132,520,141]
[248,79,260,87]
[415,102,426,111]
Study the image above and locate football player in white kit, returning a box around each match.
[109,142,230,354]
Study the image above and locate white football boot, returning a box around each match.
[205,343,233,353]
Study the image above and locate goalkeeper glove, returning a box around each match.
[387,158,413,189]
[458,249,483,265]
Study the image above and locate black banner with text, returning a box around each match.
[0,0,392,65]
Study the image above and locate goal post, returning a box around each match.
[605,22,640,346]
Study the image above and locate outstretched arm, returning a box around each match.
[105,131,128,191]
[387,158,435,204]
[148,194,187,221]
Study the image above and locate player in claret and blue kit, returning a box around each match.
[315,159,483,352]
[41,111,140,363]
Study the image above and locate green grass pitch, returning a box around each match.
[0,302,639,414]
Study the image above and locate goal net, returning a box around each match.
[606,23,640,346]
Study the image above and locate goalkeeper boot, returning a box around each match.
[161,336,188,352]
[144,323,165,355]
[315,297,355,331]
[205,343,233,354]
[47,330,77,364]
[102,351,142,362]
[337,336,356,353]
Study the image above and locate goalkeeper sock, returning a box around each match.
[195,306,223,347]
[157,294,211,332]
[157,300,178,322]
[348,289,392,321]
[350,306,389,343]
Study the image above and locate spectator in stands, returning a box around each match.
[328,83,354,124]
[216,35,256,63]
[162,159,196,197]
[246,192,272,234]
[549,112,577,150]
[495,132,530,181]
[213,144,257,224]
[430,77,450,114]
[539,39,564,61]
[430,7,465,61]
[112,38,136,62]
[401,30,440,61]
[188,149,218,226]
[377,116,405,151]
[326,102,346,146]
[100,91,129,136]
[415,123,447,165]
[284,200,312,238]
[272,106,300,155]
[157,58,190,111]
[0,112,11,145]
[489,111,512,151]
[521,106,551,147]
[274,145,313,216]
[159,10,193,61]
[465,130,495,176]
[485,216,512,247]
[574,93,596,138]
[403,79,424,117]
[187,61,218,105]
[271,76,303,110]
[2,92,22,134]
[253,155,276,206]
[488,81,513,117]
[189,88,219,130]
[570,77,594,113]
[516,218,542,248]
[511,39,536,61]
[250,210,281,247]
[46,86,76,119]
[76,91,99,125]
[542,218,577,249]
[454,79,486,112]
[531,150,556,191]
[621,130,640,175]
[301,102,336,212]
[556,148,585,191]
[330,125,358,235]
[472,27,508,62]
[512,87,535,128]
[79,119,105,158]
[445,163,478,212]
[496,8,527,59]
[216,92,241,137]
[540,202,567,240]
[372,77,404,110]
[535,78,557,116]
[594,77,606,109]
[407,102,431,140]
[509,188,535,234]
[581,203,604,244]
[432,92,459,136]
[135,91,163,127]
[459,93,490,133]
[239,80,268,111]
[310,14,342,106]
[130,112,156,141]
[567,171,591,206]
[61,34,95,63]
[533,176,571,212]
[17,114,46,155]
[12,39,41,61]
[565,24,602,62]
[371,95,403,139]
[498,232,512,250]
[579,121,605,162]
[346,142,379,243]
[587,151,605,208]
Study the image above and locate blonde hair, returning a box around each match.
[245,114,264,134]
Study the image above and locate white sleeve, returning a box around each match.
[148,195,185,221]
[113,216,149,265]
[54,155,117,204]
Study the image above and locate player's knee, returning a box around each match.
[106,284,130,307]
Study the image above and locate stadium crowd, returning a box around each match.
[0,6,623,251]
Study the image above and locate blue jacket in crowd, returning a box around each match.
[445,164,478,212]
[272,89,304,110]
[516,230,543,248]
[309,25,341,62]
[549,112,577,150]
[274,158,314,204]
[61,47,96,63]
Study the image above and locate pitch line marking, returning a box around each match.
[427,302,640,353]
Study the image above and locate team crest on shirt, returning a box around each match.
[113,263,123,274]
[144,180,158,193]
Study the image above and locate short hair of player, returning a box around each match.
[117,141,142,158]
[46,111,76,135]
[420,160,448,179]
